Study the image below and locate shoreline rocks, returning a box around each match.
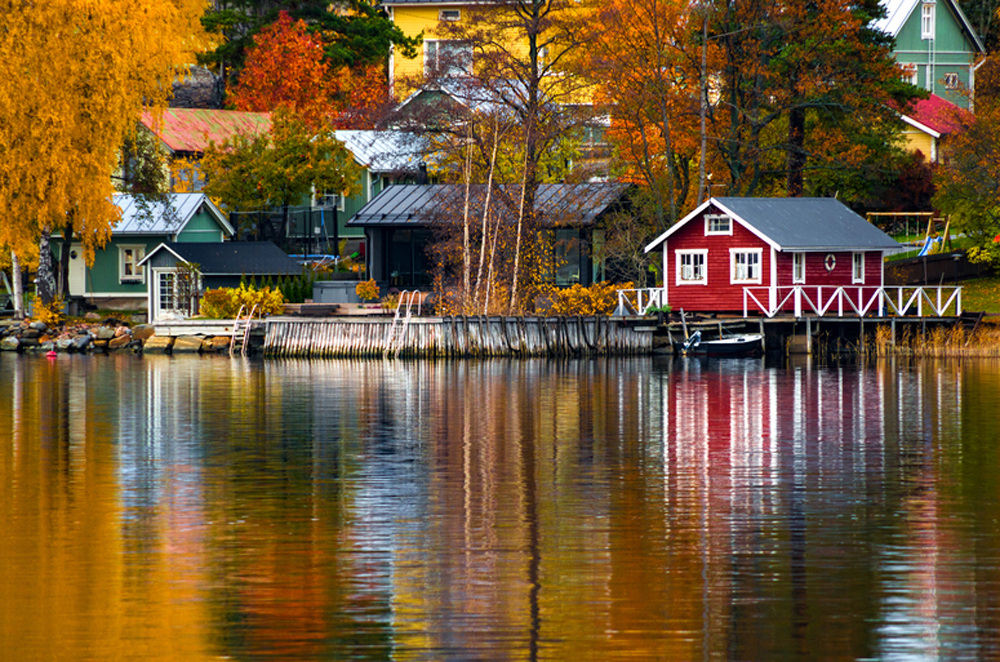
[0,319,244,356]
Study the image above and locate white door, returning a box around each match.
[153,269,182,319]
[68,243,86,296]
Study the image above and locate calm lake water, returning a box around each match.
[2,351,1000,661]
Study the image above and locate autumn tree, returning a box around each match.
[420,0,600,313]
[228,9,400,129]
[201,109,361,247]
[708,0,920,198]
[933,58,1000,267]
[200,0,418,96]
[588,0,707,234]
[0,0,211,314]
[229,11,341,128]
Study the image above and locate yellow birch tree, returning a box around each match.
[0,0,212,312]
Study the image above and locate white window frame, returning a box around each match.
[439,9,461,21]
[314,189,345,212]
[921,2,935,40]
[424,39,472,78]
[852,252,865,284]
[675,249,708,286]
[902,64,919,86]
[943,72,959,90]
[730,248,762,284]
[704,214,732,236]
[119,245,146,284]
[792,252,806,284]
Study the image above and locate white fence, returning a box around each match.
[616,286,962,318]
[615,288,667,316]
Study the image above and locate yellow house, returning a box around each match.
[384,0,484,96]
[383,0,593,100]
[897,93,971,163]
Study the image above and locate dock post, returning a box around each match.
[891,318,896,348]
[806,317,812,355]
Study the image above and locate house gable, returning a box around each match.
[877,0,984,108]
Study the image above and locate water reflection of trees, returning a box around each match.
[3,355,1000,659]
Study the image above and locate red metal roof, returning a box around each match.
[140,108,271,154]
[906,94,971,136]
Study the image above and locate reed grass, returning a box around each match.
[866,320,1000,358]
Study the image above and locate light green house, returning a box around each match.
[59,193,234,310]
[877,0,985,109]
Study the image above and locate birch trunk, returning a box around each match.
[11,250,24,320]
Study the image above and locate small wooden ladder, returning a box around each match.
[229,304,260,357]
[384,291,421,359]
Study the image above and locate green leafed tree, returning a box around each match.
[201,108,361,246]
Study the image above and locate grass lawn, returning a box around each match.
[958,275,1000,314]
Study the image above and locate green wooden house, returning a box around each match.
[877,0,985,109]
[59,193,234,310]
[281,130,431,258]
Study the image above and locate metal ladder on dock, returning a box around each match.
[384,291,421,359]
[229,304,260,357]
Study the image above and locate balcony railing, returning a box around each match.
[615,286,962,318]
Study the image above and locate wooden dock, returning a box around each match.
[262,315,655,358]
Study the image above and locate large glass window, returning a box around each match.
[388,229,433,287]
[424,40,472,78]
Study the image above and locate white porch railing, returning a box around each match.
[616,288,667,316]
[742,285,962,318]
[616,286,963,318]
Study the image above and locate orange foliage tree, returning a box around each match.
[590,0,708,233]
[229,11,340,129]
[229,10,392,130]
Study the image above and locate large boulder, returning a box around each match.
[95,326,117,341]
[131,325,156,342]
[172,336,204,353]
[143,335,174,354]
[72,334,93,351]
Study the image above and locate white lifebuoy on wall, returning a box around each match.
[825,254,836,272]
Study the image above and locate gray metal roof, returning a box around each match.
[139,241,301,276]
[347,183,631,227]
[645,197,901,253]
[334,130,430,173]
[112,193,233,236]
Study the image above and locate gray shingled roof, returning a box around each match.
[646,197,901,253]
[140,241,301,276]
[348,183,631,227]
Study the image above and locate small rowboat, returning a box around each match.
[675,329,763,357]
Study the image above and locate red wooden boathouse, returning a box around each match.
[640,197,910,316]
